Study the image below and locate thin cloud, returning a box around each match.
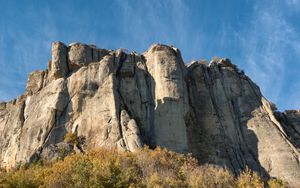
[114,0,199,60]
[235,1,300,110]
[0,1,299,110]
[287,0,300,11]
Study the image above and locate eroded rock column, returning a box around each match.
[144,44,189,152]
[50,41,68,79]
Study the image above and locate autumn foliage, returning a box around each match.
[0,147,288,188]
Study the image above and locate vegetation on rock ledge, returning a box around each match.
[0,147,288,188]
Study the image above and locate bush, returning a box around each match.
[63,132,79,145]
[0,148,288,188]
[267,178,289,188]
[237,167,264,188]
[185,164,236,188]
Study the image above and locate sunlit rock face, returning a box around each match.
[0,42,300,186]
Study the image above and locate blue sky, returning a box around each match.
[0,0,299,111]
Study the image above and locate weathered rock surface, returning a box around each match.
[0,42,300,186]
[50,42,68,79]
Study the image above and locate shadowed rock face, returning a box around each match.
[0,42,300,186]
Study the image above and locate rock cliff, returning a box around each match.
[0,42,300,186]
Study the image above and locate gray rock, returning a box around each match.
[120,110,143,152]
[26,70,45,95]
[0,42,300,186]
[68,43,93,71]
[50,41,68,79]
[41,142,73,161]
[144,44,189,153]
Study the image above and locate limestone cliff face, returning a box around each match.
[0,42,300,186]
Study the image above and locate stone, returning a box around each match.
[26,70,45,95]
[144,44,189,152]
[274,110,300,150]
[187,61,300,186]
[68,43,93,71]
[41,142,73,161]
[120,110,143,152]
[0,42,300,186]
[50,41,68,79]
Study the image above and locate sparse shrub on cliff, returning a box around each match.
[268,178,289,188]
[0,148,288,188]
[237,167,265,188]
[185,164,236,188]
[64,132,79,145]
[58,147,69,160]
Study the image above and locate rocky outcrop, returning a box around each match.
[0,42,299,186]
[144,45,189,152]
[50,42,68,79]
[275,110,300,150]
[186,60,300,186]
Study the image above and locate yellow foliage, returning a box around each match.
[0,148,289,188]
[63,132,79,145]
[237,167,264,188]
[268,178,289,188]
